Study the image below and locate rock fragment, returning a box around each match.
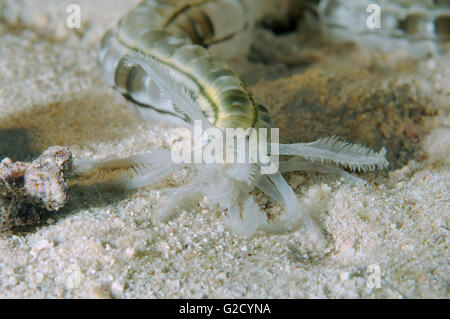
[0,146,72,231]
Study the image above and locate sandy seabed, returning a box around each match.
[0,0,448,298]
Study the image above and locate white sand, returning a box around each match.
[0,0,448,298]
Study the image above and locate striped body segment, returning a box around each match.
[99,0,272,130]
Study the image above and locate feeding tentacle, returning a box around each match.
[279,158,367,186]
[279,136,388,172]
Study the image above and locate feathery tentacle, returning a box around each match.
[279,136,388,172]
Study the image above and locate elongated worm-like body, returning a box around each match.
[99,0,272,129]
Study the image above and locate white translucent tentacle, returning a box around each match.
[73,148,183,189]
[279,136,388,172]
[114,163,182,190]
[96,149,174,169]
[124,54,213,128]
[255,174,284,204]
[224,197,266,237]
[158,183,201,222]
[279,158,367,186]
[73,148,174,174]
[227,163,257,187]
[157,165,223,222]
[133,102,193,128]
[257,172,327,250]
